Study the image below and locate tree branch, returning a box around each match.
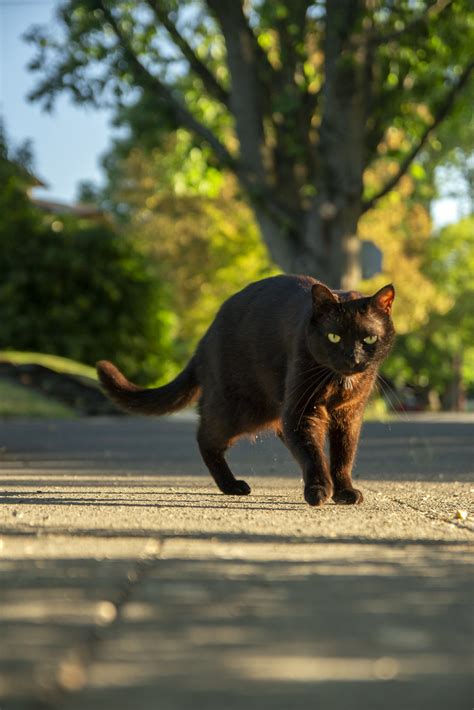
[98,2,234,168]
[206,0,268,181]
[369,0,455,46]
[361,61,474,213]
[100,3,298,234]
[145,1,229,106]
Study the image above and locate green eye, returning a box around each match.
[363,335,378,345]
[328,333,341,343]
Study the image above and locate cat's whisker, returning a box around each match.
[288,369,330,403]
[296,371,333,430]
[374,380,396,417]
[296,371,334,430]
[295,364,328,378]
[290,377,326,416]
[376,376,401,417]
[378,375,411,417]
[286,366,328,398]
[376,376,409,421]
[374,377,395,413]
[290,369,332,414]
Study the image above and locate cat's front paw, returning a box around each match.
[332,488,364,505]
[304,484,331,507]
[221,479,251,496]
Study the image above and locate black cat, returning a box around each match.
[97,275,395,506]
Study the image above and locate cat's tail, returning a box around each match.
[96,358,200,416]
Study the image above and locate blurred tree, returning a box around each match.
[76,179,102,205]
[359,174,449,336]
[0,127,174,383]
[425,81,474,214]
[102,140,279,364]
[0,120,38,242]
[420,216,474,408]
[25,0,474,288]
[363,210,474,409]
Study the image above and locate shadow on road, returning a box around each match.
[1,544,472,710]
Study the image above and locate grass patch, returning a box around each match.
[0,351,97,380]
[0,379,76,418]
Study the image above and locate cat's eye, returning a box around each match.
[327,333,341,343]
[363,335,378,345]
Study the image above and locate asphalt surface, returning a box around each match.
[0,414,473,710]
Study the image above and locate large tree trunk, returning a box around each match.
[209,0,370,290]
[304,197,363,289]
[253,0,367,289]
[254,199,362,289]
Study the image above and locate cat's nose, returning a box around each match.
[342,352,364,372]
[343,352,361,366]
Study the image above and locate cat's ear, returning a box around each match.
[372,284,395,314]
[312,283,338,309]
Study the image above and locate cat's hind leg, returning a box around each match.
[197,407,251,496]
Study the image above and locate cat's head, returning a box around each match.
[306,282,395,376]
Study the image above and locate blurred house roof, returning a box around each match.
[31,196,104,219]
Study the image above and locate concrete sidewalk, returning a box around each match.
[0,416,473,709]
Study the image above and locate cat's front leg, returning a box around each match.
[282,411,333,506]
[329,408,364,505]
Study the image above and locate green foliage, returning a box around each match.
[19,2,474,395]
[358,171,474,406]
[24,1,474,210]
[383,217,474,400]
[0,216,174,383]
[423,217,474,386]
[360,172,450,335]
[426,81,474,211]
[0,124,40,237]
[87,133,474,405]
[105,143,279,365]
[0,130,174,384]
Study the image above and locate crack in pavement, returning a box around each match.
[363,484,474,534]
[30,537,164,710]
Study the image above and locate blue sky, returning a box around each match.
[0,0,466,225]
[1,0,112,202]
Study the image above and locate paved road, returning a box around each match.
[0,415,473,710]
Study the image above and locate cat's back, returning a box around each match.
[216,274,315,330]
[197,275,315,383]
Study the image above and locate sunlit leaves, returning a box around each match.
[103,143,278,364]
[389,217,474,395]
[359,175,448,336]
[25,0,474,216]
